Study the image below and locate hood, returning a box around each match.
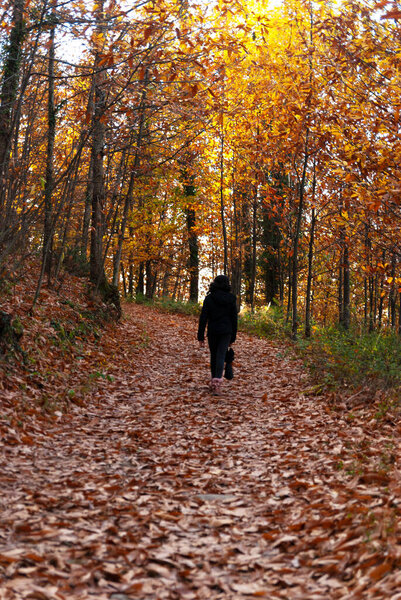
[210,290,233,305]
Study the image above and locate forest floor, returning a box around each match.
[2,300,401,599]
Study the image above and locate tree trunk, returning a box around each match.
[0,0,24,180]
[120,262,127,297]
[180,160,199,302]
[390,252,396,329]
[241,196,253,304]
[249,194,257,312]
[31,7,57,310]
[145,260,156,299]
[162,269,170,297]
[172,267,181,301]
[304,206,316,337]
[364,278,368,326]
[398,292,401,336]
[135,261,144,296]
[230,183,242,307]
[343,243,350,330]
[220,133,228,275]
[369,274,374,333]
[278,243,284,303]
[338,248,344,325]
[129,262,134,296]
[113,70,149,288]
[90,0,106,286]
[291,130,309,339]
[230,257,241,308]
[378,251,385,329]
[261,204,281,305]
[42,3,56,281]
[286,255,292,324]
[373,274,378,328]
[81,153,93,259]
[186,206,199,302]
[54,189,74,281]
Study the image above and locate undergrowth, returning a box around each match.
[298,326,401,393]
[129,294,201,316]
[238,305,288,339]
[0,263,118,413]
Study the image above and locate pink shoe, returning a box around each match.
[211,377,224,395]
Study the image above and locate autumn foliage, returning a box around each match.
[0,0,400,338]
[3,2,401,596]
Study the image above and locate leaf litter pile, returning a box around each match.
[1,303,401,599]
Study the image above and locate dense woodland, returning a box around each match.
[3,4,401,596]
[1,0,401,338]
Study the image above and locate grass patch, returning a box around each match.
[129,294,201,316]
[238,305,288,339]
[299,326,401,392]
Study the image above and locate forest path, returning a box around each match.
[1,304,401,600]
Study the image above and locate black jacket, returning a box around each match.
[197,290,238,344]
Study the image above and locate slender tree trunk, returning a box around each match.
[378,251,385,328]
[305,207,316,337]
[0,0,24,182]
[220,133,228,275]
[54,190,74,281]
[145,260,156,299]
[364,278,368,326]
[249,193,257,312]
[389,252,396,328]
[172,267,181,301]
[369,275,374,333]
[278,243,284,303]
[305,159,316,337]
[398,293,401,336]
[286,255,292,324]
[230,179,242,306]
[378,293,384,328]
[186,206,199,302]
[113,70,149,287]
[90,0,106,285]
[180,159,199,302]
[291,130,309,339]
[136,261,144,296]
[338,248,344,325]
[128,262,134,296]
[231,186,242,309]
[42,3,56,281]
[120,262,127,297]
[343,243,350,330]
[162,269,170,297]
[81,154,93,258]
[31,9,57,310]
[373,274,378,327]
[79,75,94,257]
[1,0,48,237]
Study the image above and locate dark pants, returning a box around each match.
[208,333,231,379]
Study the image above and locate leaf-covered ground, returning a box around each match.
[1,303,401,599]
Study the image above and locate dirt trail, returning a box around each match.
[1,304,401,599]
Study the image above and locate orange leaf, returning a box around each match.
[369,561,393,581]
[381,9,401,18]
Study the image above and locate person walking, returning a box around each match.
[197,275,238,395]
